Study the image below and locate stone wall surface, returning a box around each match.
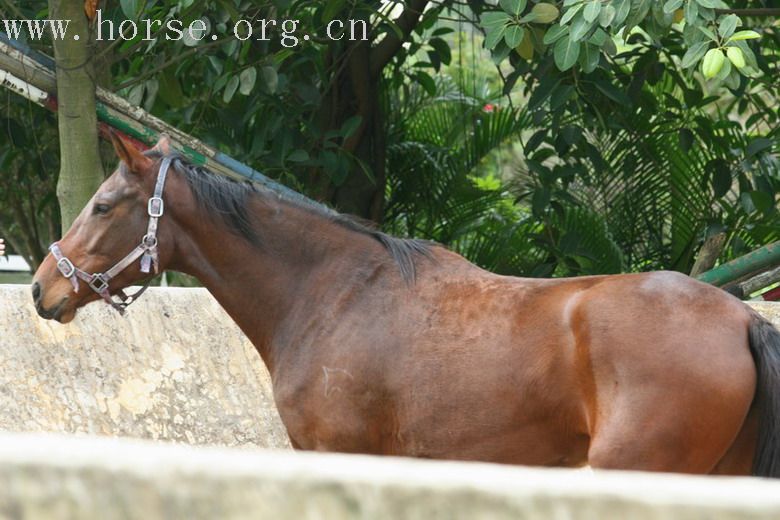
[0,433,779,520]
[0,284,289,449]
[1,285,780,517]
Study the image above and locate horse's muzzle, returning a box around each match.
[32,282,67,321]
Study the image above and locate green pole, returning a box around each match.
[696,241,780,286]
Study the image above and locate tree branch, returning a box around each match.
[370,0,430,78]
[714,8,780,17]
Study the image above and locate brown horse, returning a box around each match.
[32,133,780,477]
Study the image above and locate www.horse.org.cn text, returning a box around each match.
[1,10,368,48]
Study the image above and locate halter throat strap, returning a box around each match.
[49,156,173,315]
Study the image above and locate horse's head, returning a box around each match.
[32,133,177,323]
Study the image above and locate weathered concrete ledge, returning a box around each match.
[0,284,289,448]
[0,432,779,519]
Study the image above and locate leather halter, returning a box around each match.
[48,156,173,315]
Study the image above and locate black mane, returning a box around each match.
[154,153,431,282]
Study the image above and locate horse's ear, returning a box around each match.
[109,129,151,174]
[152,133,172,155]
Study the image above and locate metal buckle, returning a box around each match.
[142,234,158,249]
[56,257,76,278]
[89,274,109,293]
[148,197,164,218]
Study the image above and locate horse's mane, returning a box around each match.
[147,151,431,282]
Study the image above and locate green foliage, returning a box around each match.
[0,97,60,269]
[1,0,778,282]
[480,0,763,90]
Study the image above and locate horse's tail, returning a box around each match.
[748,314,780,477]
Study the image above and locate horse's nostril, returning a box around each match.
[32,282,41,303]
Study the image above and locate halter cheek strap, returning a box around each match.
[48,156,173,315]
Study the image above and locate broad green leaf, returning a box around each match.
[500,0,527,16]
[695,0,718,7]
[594,79,630,105]
[726,46,745,69]
[340,115,363,138]
[490,42,512,64]
[732,40,758,69]
[120,0,137,19]
[532,187,550,216]
[481,11,512,30]
[701,48,725,79]
[599,5,616,27]
[543,24,569,44]
[684,0,698,22]
[414,71,437,95]
[589,28,609,46]
[560,3,583,24]
[709,160,731,198]
[717,14,739,40]
[583,1,602,23]
[504,24,525,48]
[613,0,631,25]
[223,75,239,104]
[239,67,257,95]
[127,83,144,106]
[429,37,452,66]
[700,6,716,22]
[485,27,507,50]
[580,43,600,73]
[550,84,575,110]
[746,138,773,157]
[482,12,511,49]
[519,12,539,23]
[724,66,740,89]
[322,0,347,23]
[750,191,773,213]
[663,0,683,15]
[678,128,694,152]
[698,26,717,42]
[287,149,309,162]
[712,56,732,83]
[531,3,560,23]
[260,66,278,94]
[516,30,535,59]
[554,36,580,71]
[681,41,709,69]
[570,14,594,41]
[728,30,761,42]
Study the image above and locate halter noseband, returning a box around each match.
[48,156,173,315]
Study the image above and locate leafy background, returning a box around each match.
[0,0,778,281]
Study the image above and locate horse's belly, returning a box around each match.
[390,415,590,467]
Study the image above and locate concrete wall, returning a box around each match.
[0,284,289,449]
[0,433,779,519]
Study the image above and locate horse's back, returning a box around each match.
[402,266,757,472]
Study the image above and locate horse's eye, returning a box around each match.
[94,203,111,215]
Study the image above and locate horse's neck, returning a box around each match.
[170,194,383,371]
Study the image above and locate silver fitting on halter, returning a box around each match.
[56,257,76,278]
[47,155,174,315]
[148,196,164,218]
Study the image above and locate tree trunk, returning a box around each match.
[313,1,430,222]
[49,0,104,229]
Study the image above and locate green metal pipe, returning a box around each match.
[95,103,207,166]
[696,241,780,286]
